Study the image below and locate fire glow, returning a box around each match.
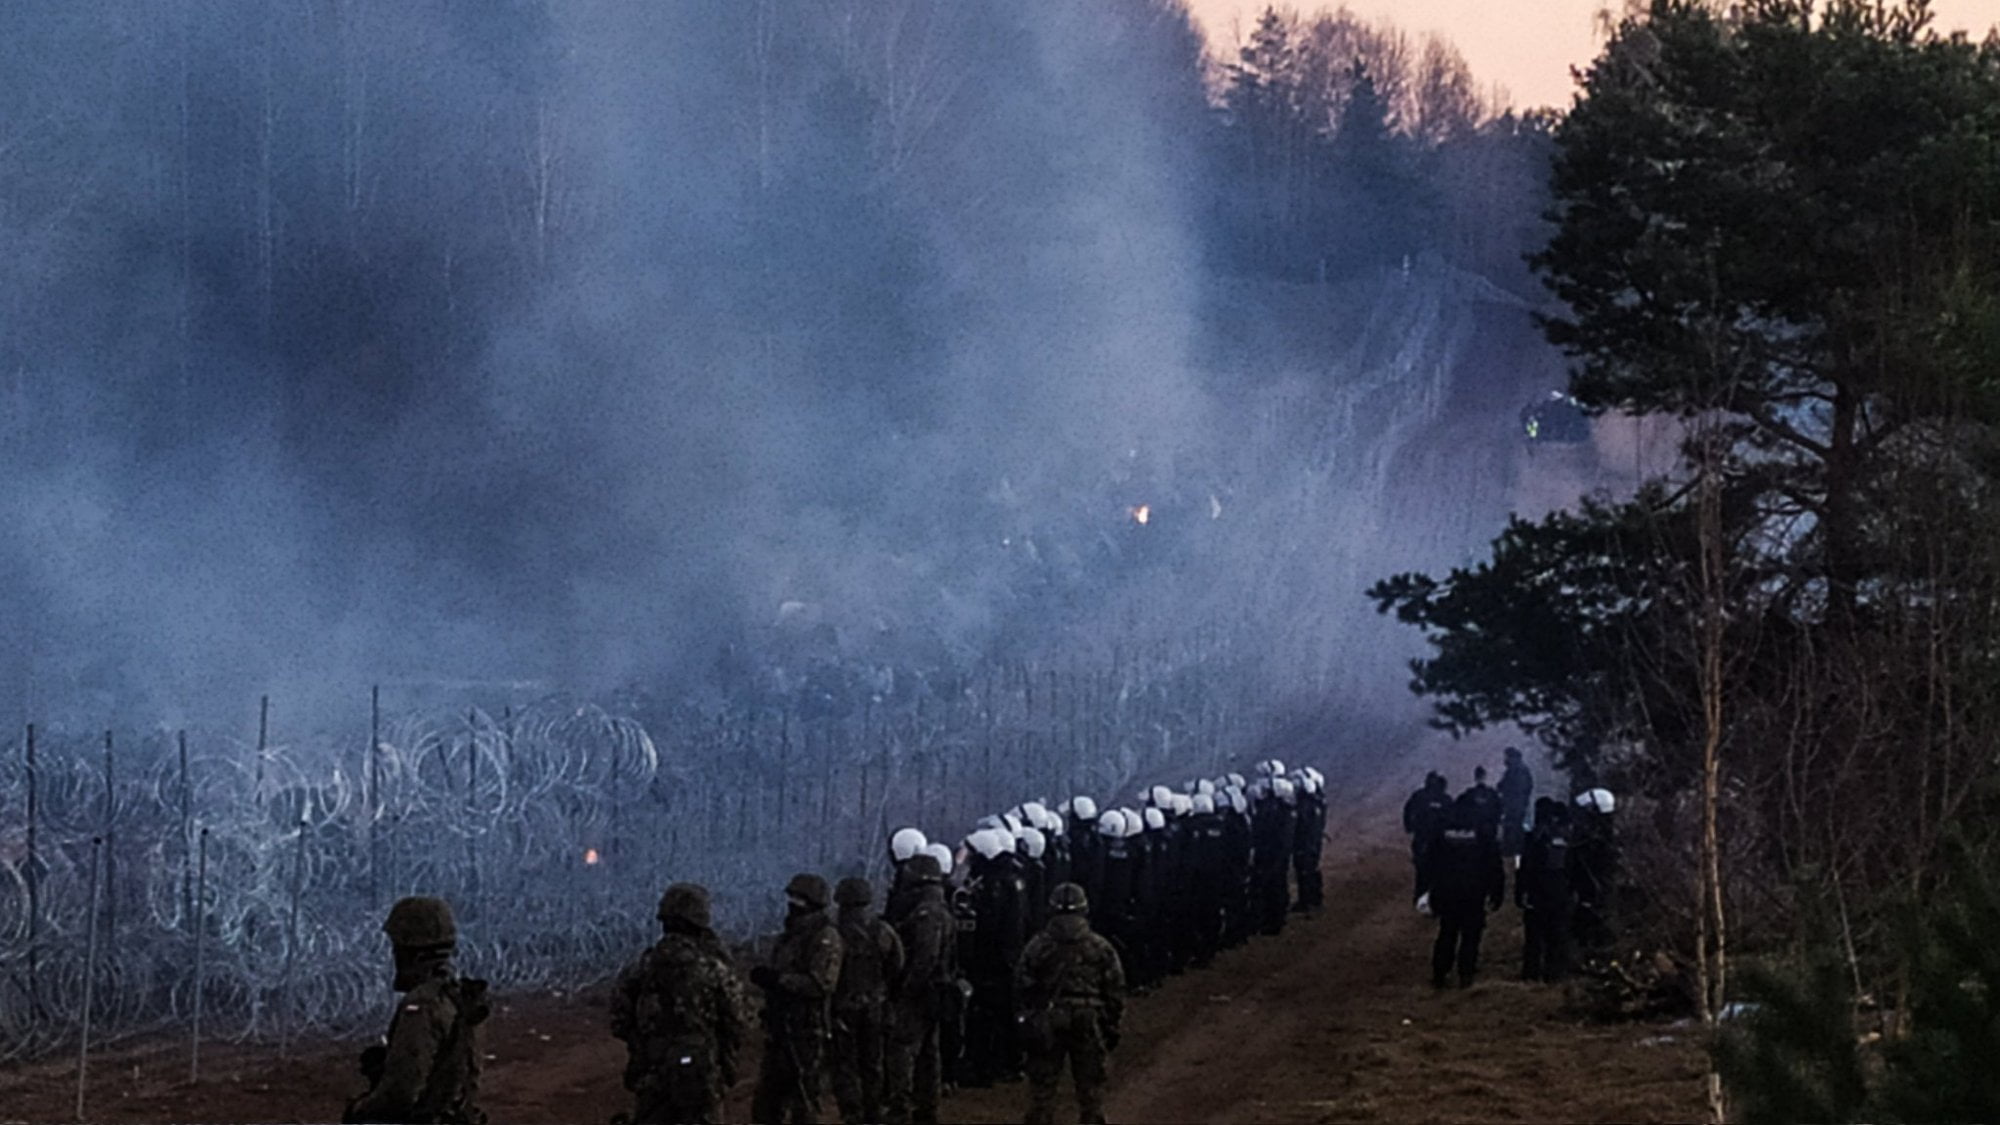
[583,848,601,866]
[1130,504,1150,525]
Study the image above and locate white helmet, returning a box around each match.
[1017,826,1047,859]
[1227,772,1247,789]
[1274,777,1297,804]
[891,827,928,863]
[1055,797,1074,817]
[1170,794,1193,817]
[1003,812,1025,834]
[1191,793,1215,815]
[1305,767,1324,786]
[1577,788,1616,814]
[1149,784,1174,807]
[1229,789,1249,815]
[922,842,954,877]
[1048,815,1067,837]
[1022,801,1050,830]
[1195,778,1216,796]
[1097,809,1126,838]
[1122,810,1147,838]
[1143,807,1167,831]
[1071,796,1099,821]
[977,814,1006,832]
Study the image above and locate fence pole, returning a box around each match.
[190,826,208,1084]
[369,685,381,907]
[179,731,192,928]
[102,730,116,950]
[76,836,103,1123]
[279,815,307,1059]
[24,723,40,1026]
[255,693,269,791]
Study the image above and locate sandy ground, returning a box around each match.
[1,772,1705,1125]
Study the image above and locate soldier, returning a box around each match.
[750,874,844,1124]
[609,883,748,1125]
[830,877,905,1125]
[884,853,954,1125]
[1014,883,1125,1125]
[343,896,489,1125]
[1422,799,1505,989]
[1517,798,1576,982]
[1291,769,1327,916]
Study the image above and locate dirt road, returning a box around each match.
[1,782,1703,1124]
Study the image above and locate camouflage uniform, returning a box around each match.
[830,877,906,1125]
[345,897,489,1125]
[884,855,955,1125]
[751,874,844,1125]
[1014,884,1125,1125]
[609,884,749,1124]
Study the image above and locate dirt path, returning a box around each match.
[1,780,1704,1124]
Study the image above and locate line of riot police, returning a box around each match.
[340,757,1329,1125]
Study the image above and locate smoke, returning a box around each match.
[0,0,1230,727]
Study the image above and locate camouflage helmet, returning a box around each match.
[904,853,944,884]
[785,872,830,910]
[657,883,712,929]
[382,896,457,949]
[1048,882,1089,915]
[834,876,873,908]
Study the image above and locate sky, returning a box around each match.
[1185,0,2000,109]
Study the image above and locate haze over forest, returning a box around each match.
[0,0,1571,736]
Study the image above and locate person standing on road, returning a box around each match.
[344,896,489,1125]
[884,854,955,1125]
[831,877,905,1125]
[1015,882,1126,1125]
[609,883,748,1125]
[1516,799,1576,982]
[1421,799,1505,989]
[750,874,844,1124]
[1497,748,1535,861]
[1402,772,1452,897]
[1291,768,1327,916]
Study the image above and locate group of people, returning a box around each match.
[339,758,1331,1125]
[1401,747,1620,989]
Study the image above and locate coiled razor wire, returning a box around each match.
[0,659,1268,1062]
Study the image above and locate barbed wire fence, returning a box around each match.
[0,642,1276,1067]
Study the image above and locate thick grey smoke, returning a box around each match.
[0,0,1568,747]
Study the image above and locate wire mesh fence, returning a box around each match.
[0,650,1270,1063]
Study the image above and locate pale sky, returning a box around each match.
[1185,0,2000,110]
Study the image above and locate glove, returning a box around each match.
[750,965,780,991]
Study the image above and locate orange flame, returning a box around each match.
[1130,504,1150,525]
[583,848,601,866]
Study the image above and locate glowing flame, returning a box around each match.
[1130,504,1150,525]
[583,848,601,866]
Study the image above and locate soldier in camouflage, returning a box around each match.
[883,853,955,1125]
[609,883,749,1124]
[750,873,844,1124]
[344,896,489,1125]
[829,876,906,1125]
[1013,882,1125,1125]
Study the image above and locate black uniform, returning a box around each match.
[1421,800,1505,988]
[1402,775,1453,896]
[1250,791,1295,935]
[1218,801,1254,947]
[1516,800,1575,982]
[1186,807,1227,965]
[1460,773,1504,838]
[960,850,1028,1085]
[1291,784,1327,914]
[1570,801,1620,957]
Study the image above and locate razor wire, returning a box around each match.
[0,654,1272,1063]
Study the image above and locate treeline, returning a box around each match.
[1370,1,2000,1120]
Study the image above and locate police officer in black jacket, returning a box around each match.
[1421,795,1506,989]
[1516,797,1576,982]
